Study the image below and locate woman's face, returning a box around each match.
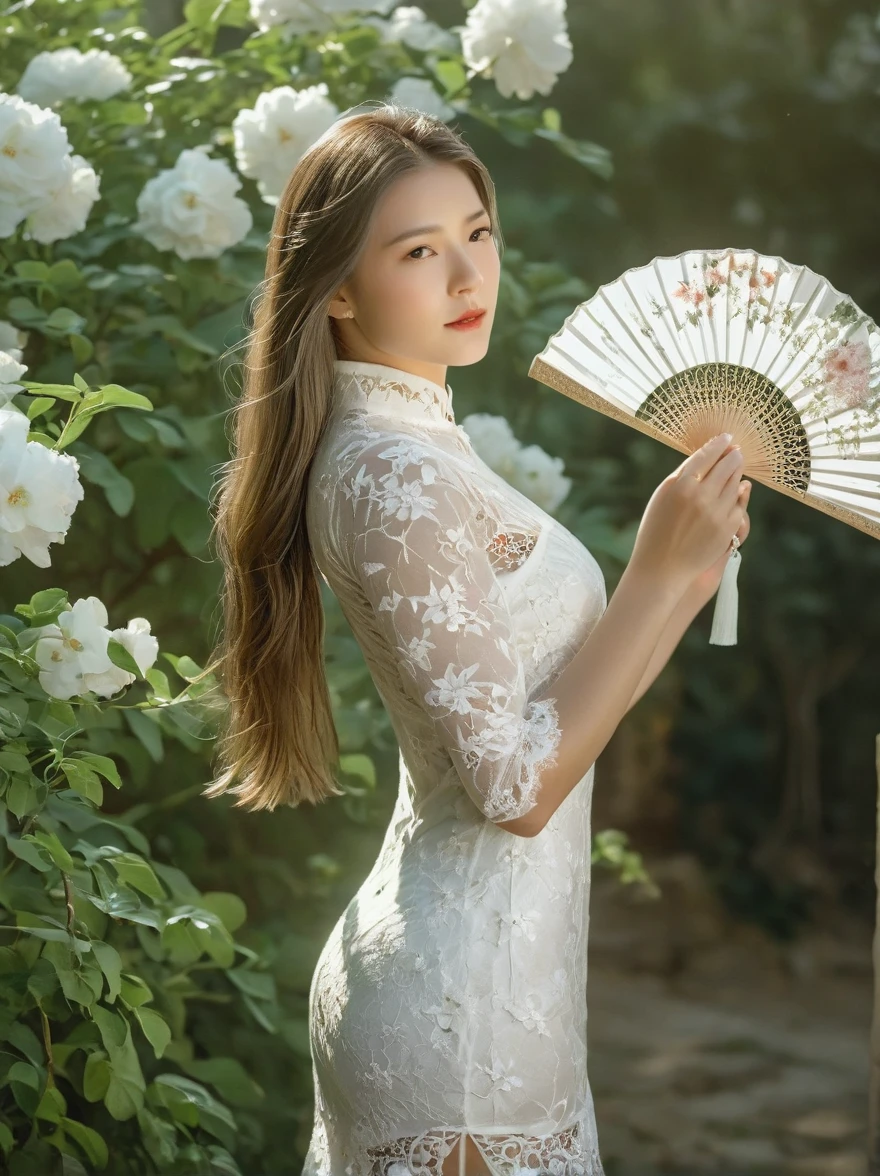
[329,162,500,388]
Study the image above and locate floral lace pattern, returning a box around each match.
[486,529,540,572]
[366,1117,605,1175]
[302,361,608,1176]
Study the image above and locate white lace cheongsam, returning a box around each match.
[302,360,608,1176]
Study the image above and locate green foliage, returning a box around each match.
[0,0,627,1169]
[6,0,875,1169]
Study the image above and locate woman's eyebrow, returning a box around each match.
[383,208,487,248]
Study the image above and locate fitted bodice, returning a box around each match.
[302,360,608,1176]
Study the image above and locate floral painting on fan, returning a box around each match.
[640,248,880,452]
[529,245,880,644]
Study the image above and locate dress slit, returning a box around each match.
[364,1117,597,1176]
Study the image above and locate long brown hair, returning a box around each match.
[203,102,503,812]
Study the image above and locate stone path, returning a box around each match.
[585,859,872,1174]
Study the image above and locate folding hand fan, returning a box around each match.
[529,246,880,646]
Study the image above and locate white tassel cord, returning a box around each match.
[709,539,742,646]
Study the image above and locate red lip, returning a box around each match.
[446,308,486,326]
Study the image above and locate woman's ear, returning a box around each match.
[327,291,355,320]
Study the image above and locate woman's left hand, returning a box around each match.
[691,481,751,601]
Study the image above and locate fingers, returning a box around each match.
[707,446,745,501]
[678,433,734,482]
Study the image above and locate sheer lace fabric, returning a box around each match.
[366,1118,603,1174]
[303,361,608,1176]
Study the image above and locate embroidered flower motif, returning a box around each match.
[492,988,553,1036]
[497,907,542,944]
[475,1046,525,1095]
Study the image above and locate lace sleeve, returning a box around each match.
[341,433,562,826]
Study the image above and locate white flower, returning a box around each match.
[24,153,100,243]
[0,92,72,237]
[232,83,339,205]
[510,444,571,512]
[389,77,455,121]
[0,321,27,363]
[134,146,253,260]
[0,350,27,408]
[250,0,334,34]
[81,616,160,698]
[460,412,571,511]
[33,598,112,700]
[32,598,158,701]
[17,48,132,106]
[460,412,521,472]
[249,0,395,34]
[0,408,84,568]
[461,0,573,100]
[369,6,459,51]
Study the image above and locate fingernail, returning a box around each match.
[719,432,732,443]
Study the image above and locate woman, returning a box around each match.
[206,104,750,1176]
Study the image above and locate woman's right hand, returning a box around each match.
[630,433,749,590]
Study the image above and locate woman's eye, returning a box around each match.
[407,225,493,261]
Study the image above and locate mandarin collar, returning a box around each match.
[332,359,456,427]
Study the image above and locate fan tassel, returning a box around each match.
[709,543,742,646]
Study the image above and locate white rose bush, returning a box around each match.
[0,0,610,1171]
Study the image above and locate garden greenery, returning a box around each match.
[0,0,625,1171]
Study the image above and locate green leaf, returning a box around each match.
[60,759,103,806]
[6,295,46,327]
[119,973,154,1008]
[14,260,50,282]
[0,1120,13,1157]
[132,1006,171,1058]
[13,912,90,948]
[107,637,141,679]
[7,774,41,818]
[199,891,247,933]
[92,942,122,1003]
[18,380,81,402]
[6,1021,45,1068]
[72,445,135,516]
[181,1056,264,1109]
[541,106,562,132]
[145,667,172,700]
[83,1051,111,1101]
[16,587,70,627]
[69,752,123,790]
[432,58,466,96]
[165,654,203,682]
[152,1074,237,1145]
[227,968,276,1003]
[95,383,154,411]
[70,333,94,365]
[35,1082,66,1122]
[25,829,74,872]
[62,1117,109,1168]
[111,853,166,900]
[0,747,31,773]
[43,941,104,1006]
[92,1006,146,1120]
[9,1060,43,1116]
[7,833,53,870]
[45,306,87,335]
[338,753,376,794]
[26,395,56,421]
[532,128,614,178]
[46,259,84,293]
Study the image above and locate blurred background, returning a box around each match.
[1,0,878,1172]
